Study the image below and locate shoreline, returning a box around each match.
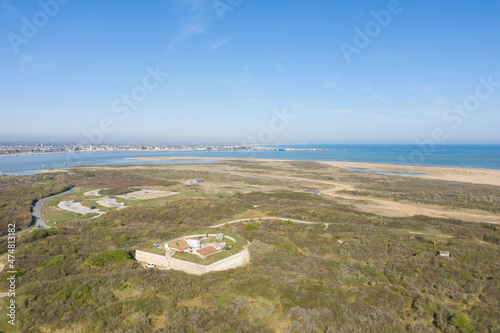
[2,147,500,171]
[122,155,500,171]
[2,154,499,186]
[0,150,73,157]
[0,150,220,158]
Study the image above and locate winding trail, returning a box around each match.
[0,254,8,299]
[210,216,456,240]
[210,217,325,228]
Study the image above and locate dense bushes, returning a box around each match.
[246,224,258,231]
[85,250,132,266]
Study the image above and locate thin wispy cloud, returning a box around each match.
[169,23,207,49]
[16,55,34,66]
[16,55,57,74]
[168,0,218,50]
[1,0,20,21]
[324,77,344,93]
[325,77,340,88]
[209,36,229,50]
[409,97,448,119]
[330,109,355,116]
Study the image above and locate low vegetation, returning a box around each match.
[0,161,498,332]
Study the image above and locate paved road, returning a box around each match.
[28,187,78,233]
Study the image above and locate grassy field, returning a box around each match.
[0,161,498,332]
[141,244,166,255]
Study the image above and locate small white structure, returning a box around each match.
[185,179,203,184]
[216,233,224,241]
[437,251,450,257]
[186,238,202,250]
[214,242,226,251]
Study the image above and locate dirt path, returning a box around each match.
[0,253,6,272]
[210,170,500,224]
[210,217,325,228]
[0,254,7,300]
[322,186,500,224]
[212,217,455,240]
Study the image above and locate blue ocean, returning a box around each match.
[0,144,499,175]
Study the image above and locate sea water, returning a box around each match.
[0,144,499,175]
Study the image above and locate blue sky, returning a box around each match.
[1,0,499,144]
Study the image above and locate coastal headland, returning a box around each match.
[1,156,499,331]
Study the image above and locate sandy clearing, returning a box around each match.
[321,161,500,187]
[336,196,500,223]
[84,189,102,196]
[322,185,500,224]
[118,190,179,200]
[41,168,70,173]
[96,197,126,209]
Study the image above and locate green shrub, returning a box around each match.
[86,252,114,266]
[111,249,132,261]
[79,285,91,294]
[43,255,67,268]
[450,313,475,333]
[246,224,258,231]
[86,250,131,266]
